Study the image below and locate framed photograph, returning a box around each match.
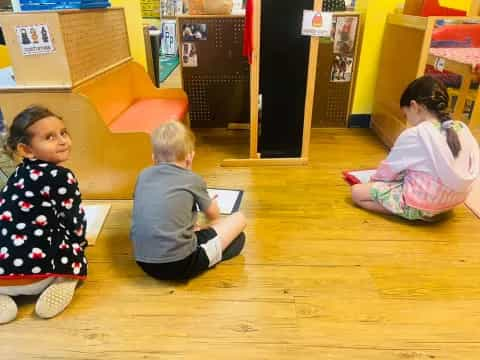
[182,42,198,67]
[330,55,354,82]
[182,23,207,41]
[333,16,358,54]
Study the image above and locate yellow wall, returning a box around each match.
[439,0,471,10]
[110,0,147,69]
[0,46,11,68]
[352,0,404,114]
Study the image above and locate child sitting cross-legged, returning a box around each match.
[131,121,246,281]
[352,76,479,221]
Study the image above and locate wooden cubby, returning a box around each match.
[0,8,131,88]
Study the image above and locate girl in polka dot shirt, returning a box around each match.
[0,106,87,324]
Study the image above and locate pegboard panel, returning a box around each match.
[323,81,351,127]
[184,73,249,127]
[312,14,360,128]
[60,9,131,85]
[179,16,249,127]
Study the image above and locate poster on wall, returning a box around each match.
[161,20,178,56]
[141,0,160,18]
[333,16,358,54]
[182,42,198,67]
[301,11,333,37]
[330,55,353,82]
[16,24,55,56]
[182,23,207,41]
[161,0,183,16]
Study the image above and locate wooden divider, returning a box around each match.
[470,0,480,15]
[222,0,323,167]
[0,8,131,88]
[371,14,431,147]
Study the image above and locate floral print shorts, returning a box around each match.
[369,181,436,221]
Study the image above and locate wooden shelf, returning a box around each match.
[388,13,428,30]
[177,14,244,18]
[448,88,478,101]
[427,54,472,78]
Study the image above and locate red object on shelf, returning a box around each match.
[243,0,254,65]
[421,0,467,16]
[432,24,480,48]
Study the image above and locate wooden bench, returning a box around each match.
[0,61,189,199]
[74,61,189,134]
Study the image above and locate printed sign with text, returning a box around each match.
[16,24,55,56]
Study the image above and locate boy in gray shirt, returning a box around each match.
[131,121,246,281]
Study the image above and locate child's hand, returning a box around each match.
[193,221,202,231]
[204,196,221,221]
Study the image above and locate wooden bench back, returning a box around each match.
[74,61,135,127]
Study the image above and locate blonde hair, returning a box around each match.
[151,121,195,163]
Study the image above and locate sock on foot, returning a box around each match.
[0,295,17,324]
[222,232,246,261]
[35,278,78,319]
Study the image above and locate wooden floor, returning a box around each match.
[3,128,480,359]
[160,65,181,89]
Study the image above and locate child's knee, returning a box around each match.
[236,211,246,226]
[230,211,246,228]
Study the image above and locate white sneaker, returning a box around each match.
[0,295,17,324]
[35,278,78,319]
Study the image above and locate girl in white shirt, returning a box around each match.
[352,76,479,220]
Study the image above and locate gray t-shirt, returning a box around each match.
[130,163,212,263]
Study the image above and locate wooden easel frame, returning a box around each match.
[469,0,480,16]
[222,0,323,167]
[143,25,156,84]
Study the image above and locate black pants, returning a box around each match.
[137,228,217,282]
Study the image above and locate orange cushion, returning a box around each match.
[109,98,188,134]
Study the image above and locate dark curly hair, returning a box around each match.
[400,76,461,158]
[4,106,61,157]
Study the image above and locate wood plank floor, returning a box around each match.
[2,128,480,359]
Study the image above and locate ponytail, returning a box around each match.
[444,124,461,158]
[400,76,461,158]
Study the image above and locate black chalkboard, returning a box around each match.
[258,0,313,158]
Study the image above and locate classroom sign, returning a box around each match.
[301,11,333,37]
[16,24,55,56]
[161,20,178,56]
